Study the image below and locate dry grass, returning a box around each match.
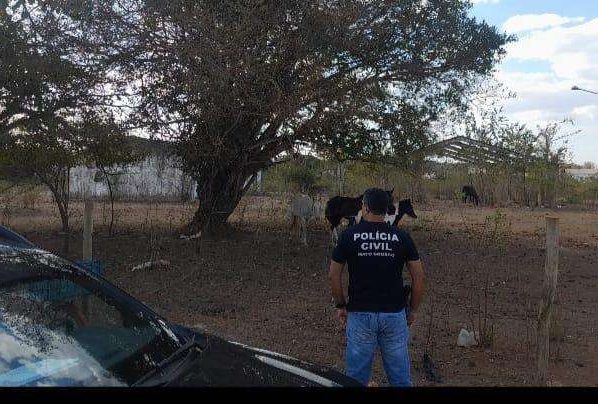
[5,193,598,386]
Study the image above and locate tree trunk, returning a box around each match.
[189,166,252,235]
[410,159,426,203]
[522,167,528,207]
[35,167,70,253]
[56,198,70,234]
[336,161,346,195]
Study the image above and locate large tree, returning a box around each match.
[1,1,132,241]
[84,120,144,235]
[1,0,95,235]
[49,0,511,232]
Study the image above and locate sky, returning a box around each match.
[470,0,598,165]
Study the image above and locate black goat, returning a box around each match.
[389,199,418,226]
[325,189,395,240]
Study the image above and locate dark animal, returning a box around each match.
[389,198,417,226]
[325,189,395,240]
[461,185,480,206]
[352,198,417,228]
[324,194,363,232]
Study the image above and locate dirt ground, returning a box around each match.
[4,195,598,386]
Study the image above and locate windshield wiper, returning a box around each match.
[132,334,203,387]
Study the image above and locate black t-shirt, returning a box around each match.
[331,220,420,313]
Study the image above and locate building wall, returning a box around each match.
[565,168,598,181]
[69,155,197,201]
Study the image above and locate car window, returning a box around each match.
[0,258,182,387]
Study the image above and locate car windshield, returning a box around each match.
[0,249,183,387]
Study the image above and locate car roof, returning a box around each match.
[0,226,36,249]
[0,226,73,284]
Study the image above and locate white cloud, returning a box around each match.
[496,69,598,163]
[505,18,598,81]
[494,16,598,163]
[503,14,585,33]
[572,105,598,121]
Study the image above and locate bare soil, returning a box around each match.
[6,195,598,386]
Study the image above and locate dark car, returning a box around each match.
[0,226,360,387]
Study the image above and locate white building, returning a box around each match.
[70,138,197,201]
[69,136,265,201]
[565,168,598,181]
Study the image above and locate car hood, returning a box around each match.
[162,334,361,387]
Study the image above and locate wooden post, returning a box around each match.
[83,200,94,260]
[536,216,560,385]
[82,200,94,318]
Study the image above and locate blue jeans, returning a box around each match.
[346,310,411,387]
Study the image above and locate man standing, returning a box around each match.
[328,188,425,387]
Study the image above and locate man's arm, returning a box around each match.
[406,259,425,326]
[329,260,346,305]
[328,259,347,326]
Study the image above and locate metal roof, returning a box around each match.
[413,136,543,166]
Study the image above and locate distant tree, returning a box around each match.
[1,3,86,140]
[498,120,578,207]
[83,119,145,235]
[1,134,77,234]
[1,2,94,238]
[43,0,511,233]
[0,3,130,245]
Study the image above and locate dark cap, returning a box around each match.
[363,188,390,216]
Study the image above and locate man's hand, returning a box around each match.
[336,307,348,327]
[407,310,416,327]
[406,260,425,326]
[329,259,347,328]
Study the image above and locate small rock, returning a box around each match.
[457,328,478,347]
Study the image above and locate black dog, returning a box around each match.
[462,185,480,206]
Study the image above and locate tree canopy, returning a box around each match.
[6,0,512,231]
[1,1,135,236]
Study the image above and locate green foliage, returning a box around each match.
[44,0,510,228]
[263,157,419,198]
[0,3,142,233]
[561,176,598,206]
[484,209,510,247]
[1,3,91,189]
[2,1,518,230]
[281,165,317,194]
[264,157,331,195]
[0,3,94,140]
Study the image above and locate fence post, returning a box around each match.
[83,200,94,260]
[81,200,94,317]
[536,215,560,385]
